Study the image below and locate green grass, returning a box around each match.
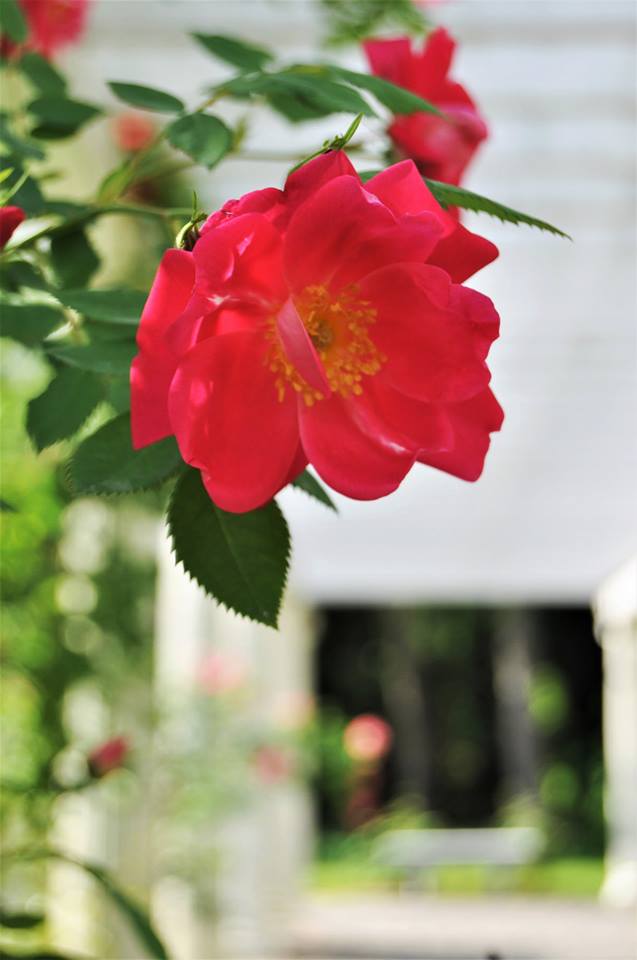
[311,835,604,898]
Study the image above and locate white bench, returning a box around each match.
[373,827,543,891]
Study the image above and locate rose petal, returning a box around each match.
[362,263,491,403]
[418,387,504,480]
[299,393,415,501]
[168,331,299,513]
[131,249,195,448]
[284,175,442,294]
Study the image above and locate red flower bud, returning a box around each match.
[87,736,129,778]
[0,206,25,249]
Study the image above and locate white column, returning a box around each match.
[153,526,314,958]
[593,555,637,908]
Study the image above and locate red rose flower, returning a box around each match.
[364,29,488,185]
[1,0,89,60]
[131,152,502,512]
[87,735,129,778]
[0,206,25,248]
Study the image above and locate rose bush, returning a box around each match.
[364,28,488,185]
[131,151,503,513]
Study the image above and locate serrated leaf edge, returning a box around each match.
[166,472,291,629]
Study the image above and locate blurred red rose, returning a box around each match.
[343,714,393,763]
[87,736,129,778]
[131,151,502,512]
[1,0,89,60]
[113,112,156,153]
[364,29,488,185]
[0,206,25,248]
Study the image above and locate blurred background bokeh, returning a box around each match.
[1,2,636,959]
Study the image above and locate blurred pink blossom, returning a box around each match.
[197,650,248,695]
[113,112,156,153]
[253,745,294,784]
[343,714,393,763]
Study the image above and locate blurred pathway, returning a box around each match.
[290,893,636,960]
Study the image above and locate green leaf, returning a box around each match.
[0,160,44,214]
[192,33,273,72]
[81,860,169,960]
[52,288,146,324]
[327,66,441,116]
[69,413,182,495]
[0,115,46,161]
[0,259,47,292]
[27,367,103,452]
[168,468,290,627]
[47,341,137,376]
[291,470,337,511]
[19,52,67,96]
[0,302,63,345]
[166,112,232,169]
[28,97,101,139]
[0,909,44,929]
[0,0,27,43]
[6,849,168,960]
[96,162,135,203]
[108,81,184,114]
[50,229,100,289]
[0,498,17,512]
[424,178,572,239]
[268,73,376,120]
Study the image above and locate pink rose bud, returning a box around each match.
[87,736,129,778]
[0,206,25,249]
[343,714,393,763]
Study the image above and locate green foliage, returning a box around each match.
[50,230,100,288]
[69,413,183,495]
[108,81,184,114]
[26,367,104,452]
[47,341,137,376]
[326,66,441,116]
[27,97,101,140]
[19,53,67,96]
[292,470,337,511]
[318,0,428,45]
[168,468,290,627]
[166,112,233,168]
[0,301,64,345]
[0,0,27,43]
[52,288,146,324]
[192,33,274,71]
[0,116,46,161]
[0,910,44,929]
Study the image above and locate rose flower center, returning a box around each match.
[269,284,385,406]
